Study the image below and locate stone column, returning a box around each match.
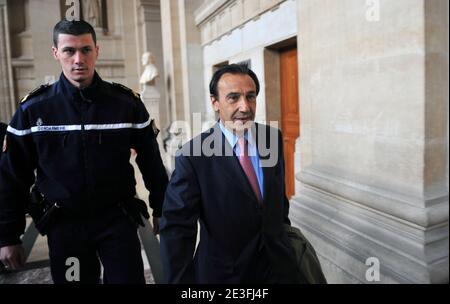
[160,0,205,126]
[160,0,205,172]
[27,0,61,85]
[121,0,140,91]
[141,84,163,152]
[160,0,190,124]
[0,0,15,122]
[142,85,161,124]
[138,0,168,133]
[179,0,205,132]
[292,0,448,283]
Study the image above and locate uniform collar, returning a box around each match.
[59,71,104,103]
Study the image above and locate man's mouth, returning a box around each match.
[73,68,87,72]
[234,117,251,122]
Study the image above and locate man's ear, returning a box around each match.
[211,95,219,112]
[51,46,58,60]
[95,45,99,59]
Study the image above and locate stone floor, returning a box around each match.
[0,267,53,284]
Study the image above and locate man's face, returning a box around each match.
[212,73,257,134]
[52,33,99,88]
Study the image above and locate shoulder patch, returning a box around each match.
[150,119,160,137]
[112,82,141,99]
[20,84,51,103]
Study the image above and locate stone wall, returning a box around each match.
[293,0,449,283]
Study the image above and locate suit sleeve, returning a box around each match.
[159,154,200,284]
[132,101,168,217]
[0,107,37,247]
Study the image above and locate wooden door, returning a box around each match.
[280,47,300,199]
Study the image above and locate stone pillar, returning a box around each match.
[179,0,205,133]
[27,0,61,85]
[121,0,140,91]
[0,0,15,122]
[142,85,161,123]
[160,0,205,125]
[160,0,190,123]
[292,0,448,283]
[141,85,163,152]
[138,0,168,133]
[140,84,171,175]
[160,0,206,172]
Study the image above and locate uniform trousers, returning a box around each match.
[46,205,145,284]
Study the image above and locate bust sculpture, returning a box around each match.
[139,52,159,86]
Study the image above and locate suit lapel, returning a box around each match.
[255,123,277,205]
[210,123,259,203]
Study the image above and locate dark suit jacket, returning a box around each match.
[160,123,301,284]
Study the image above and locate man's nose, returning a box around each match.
[237,96,251,112]
[73,51,85,64]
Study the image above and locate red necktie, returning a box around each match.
[237,137,263,203]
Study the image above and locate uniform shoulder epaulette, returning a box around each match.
[20,84,51,103]
[112,82,141,99]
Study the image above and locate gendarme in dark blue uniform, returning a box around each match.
[0,71,168,283]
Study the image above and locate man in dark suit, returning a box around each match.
[160,64,302,284]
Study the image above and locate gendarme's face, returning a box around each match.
[212,73,257,134]
[52,33,99,88]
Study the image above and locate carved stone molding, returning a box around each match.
[194,0,286,45]
[139,0,160,22]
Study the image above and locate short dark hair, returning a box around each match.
[209,63,260,99]
[53,19,97,47]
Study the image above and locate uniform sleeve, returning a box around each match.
[159,154,200,284]
[131,101,168,217]
[0,107,37,247]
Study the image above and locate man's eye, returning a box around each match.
[64,49,74,54]
[228,95,240,101]
[82,48,91,54]
[247,95,256,102]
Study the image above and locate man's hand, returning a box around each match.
[152,217,160,235]
[0,245,25,271]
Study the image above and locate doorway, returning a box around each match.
[280,47,300,199]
